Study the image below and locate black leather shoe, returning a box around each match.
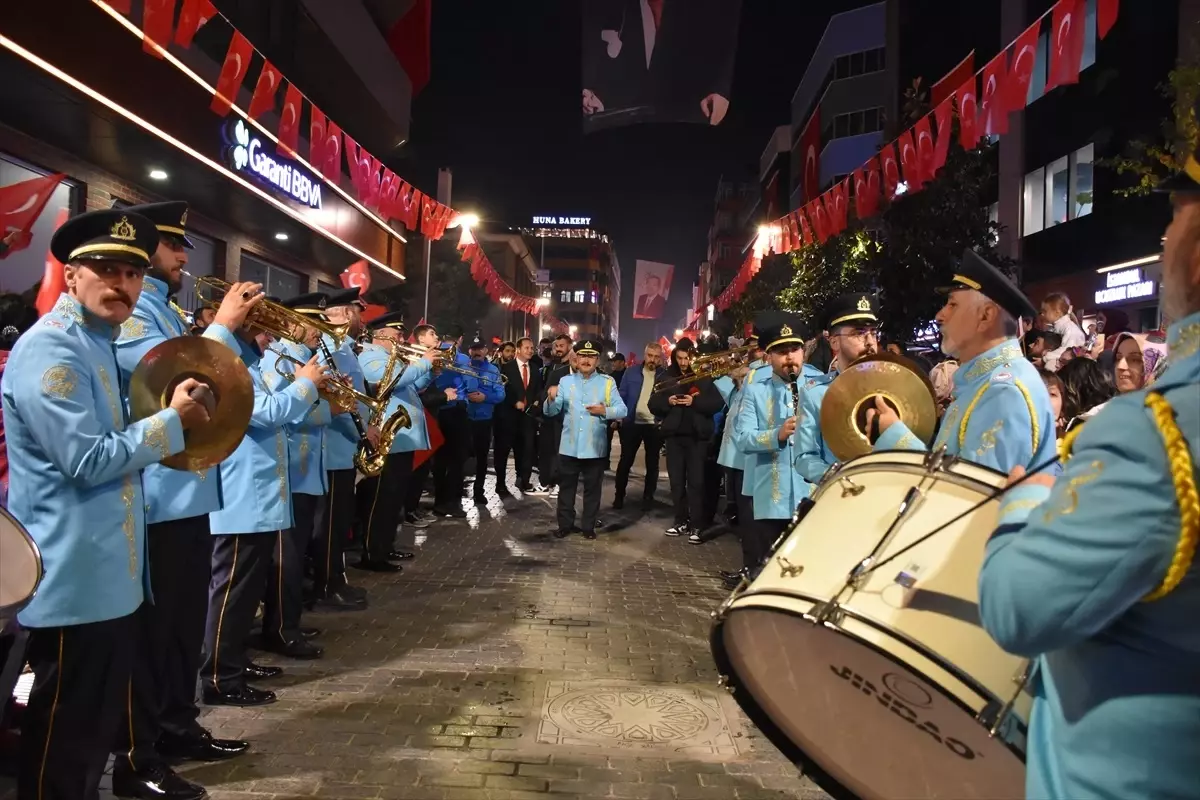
[388,550,415,561]
[552,529,569,539]
[112,763,206,800]
[314,589,366,611]
[583,530,597,540]
[157,729,248,762]
[352,558,401,573]
[261,637,323,660]
[719,570,743,582]
[245,662,283,680]
[300,626,321,639]
[339,583,368,601]
[202,685,276,707]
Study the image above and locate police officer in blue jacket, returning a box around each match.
[200,316,330,708]
[4,209,211,799]
[112,202,257,796]
[866,249,1057,477]
[464,336,506,505]
[794,292,880,484]
[976,132,1200,800]
[353,311,436,570]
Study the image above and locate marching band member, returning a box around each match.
[311,288,375,609]
[544,340,626,539]
[354,312,435,569]
[464,335,506,506]
[733,317,812,562]
[112,202,255,798]
[260,292,337,659]
[5,209,209,799]
[794,293,880,483]
[976,154,1200,800]
[866,250,1057,474]
[728,333,771,573]
[201,316,329,708]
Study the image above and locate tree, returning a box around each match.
[1100,63,1200,197]
[366,240,492,336]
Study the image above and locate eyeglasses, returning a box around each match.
[834,327,879,343]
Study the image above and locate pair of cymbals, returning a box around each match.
[819,352,938,461]
[128,337,254,471]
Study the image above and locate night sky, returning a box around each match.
[394,0,843,351]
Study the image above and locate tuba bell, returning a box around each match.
[818,352,938,461]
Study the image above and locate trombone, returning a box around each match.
[652,344,755,394]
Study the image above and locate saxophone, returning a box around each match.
[353,342,412,476]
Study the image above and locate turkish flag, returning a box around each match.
[799,108,822,204]
[384,0,432,96]
[210,31,253,116]
[806,198,830,244]
[318,120,342,183]
[1007,20,1042,112]
[931,97,954,174]
[825,179,849,235]
[142,0,177,56]
[0,173,64,257]
[1098,0,1119,39]
[879,142,901,200]
[793,209,814,247]
[174,0,217,48]
[979,50,1009,137]
[854,157,882,219]
[309,106,328,174]
[378,169,401,219]
[344,134,381,208]
[931,51,975,109]
[956,75,980,149]
[913,115,938,183]
[412,410,443,469]
[35,207,70,317]
[1047,0,1087,90]
[397,183,423,231]
[340,260,371,296]
[248,60,283,119]
[276,82,302,156]
[896,128,924,190]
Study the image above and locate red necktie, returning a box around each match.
[647,0,663,30]
[521,362,529,388]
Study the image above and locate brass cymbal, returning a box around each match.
[819,352,937,462]
[128,337,254,471]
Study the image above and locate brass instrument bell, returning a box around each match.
[819,352,938,461]
[192,275,351,347]
[128,337,255,470]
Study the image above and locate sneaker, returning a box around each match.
[525,484,551,496]
[548,486,560,499]
[688,531,703,545]
[665,524,688,537]
[404,512,433,528]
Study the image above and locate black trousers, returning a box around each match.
[263,526,307,644]
[201,533,273,693]
[614,423,661,500]
[538,416,564,488]
[737,489,767,571]
[727,469,754,569]
[556,454,605,532]
[293,492,321,556]
[470,418,493,498]
[356,451,412,561]
[312,469,354,594]
[20,614,136,800]
[495,411,535,489]
[433,405,469,509]
[406,457,432,513]
[114,516,212,773]
[665,437,706,527]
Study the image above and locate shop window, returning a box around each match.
[1082,0,1097,71]
[1022,167,1045,236]
[241,255,301,301]
[590,290,598,304]
[176,233,217,312]
[573,290,585,303]
[1071,143,1094,219]
[0,156,79,297]
[1045,156,1070,228]
[1023,144,1096,237]
[560,290,571,302]
[1027,28,1050,106]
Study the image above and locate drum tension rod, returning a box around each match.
[776,557,804,578]
[838,477,865,497]
[979,661,1031,738]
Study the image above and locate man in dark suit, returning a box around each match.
[634,274,668,319]
[495,337,543,495]
[582,0,742,130]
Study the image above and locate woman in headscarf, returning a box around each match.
[1111,331,1169,393]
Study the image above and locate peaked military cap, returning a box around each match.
[281,292,329,317]
[468,336,488,349]
[1156,98,1200,194]
[939,249,1037,321]
[326,286,365,308]
[825,292,879,329]
[366,310,406,331]
[125,201,194,248]
[50,209,158,269]
[759,315,808,352]
[573,339,601,356]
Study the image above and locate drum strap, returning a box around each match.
[1060,392,1198,602]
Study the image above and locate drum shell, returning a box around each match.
[0,506,43,629]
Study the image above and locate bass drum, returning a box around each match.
[711,450,1030,800]
[0,506,42,629]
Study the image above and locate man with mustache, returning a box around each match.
[3,209,212,799]
[112,202,261,799]
[794,292,880,484]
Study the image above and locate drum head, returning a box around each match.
[720,607,1023,800]
[0,509,42,623]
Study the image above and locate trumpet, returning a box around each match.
[394,343,508,386]
[190,274,351,348]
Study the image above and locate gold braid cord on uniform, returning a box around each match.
[1060,392,1198,602]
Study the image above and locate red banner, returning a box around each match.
[142,0,177,56]
[1047,0,1087,90]
[799,108,823,205]
[174,0,217,48]
[248,60,283,119]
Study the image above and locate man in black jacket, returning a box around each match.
[496,337,543,495]
[649,339,722,537]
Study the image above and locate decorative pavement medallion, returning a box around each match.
[534,680,746,759]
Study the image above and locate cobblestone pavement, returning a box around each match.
[9,459,833,800]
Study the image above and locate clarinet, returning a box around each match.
[786,366,800,441]
[318,337,372,450]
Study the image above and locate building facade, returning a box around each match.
[473,229,542,343]
[522,218,620,345]
[698,178,758,309]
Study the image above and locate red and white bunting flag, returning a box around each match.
[210,31,253,116]
[1098,0,1119,39]
[931,97,954,174]
[956,75,980,149]
[1047,0,1087,90]
[930,51,975,109]
[248,60,283,119]
[807,198,830,244]
[979,50,1009,137]
[0,173,64,257]
[1007,20,1043,112]
[913,115,937,184]
[396,183,423,230]
[799,108,823,205]
[896,128,924,191]
[276,82,302,156]
[340,260,370,296]
[794,208,814,247]
[826,179,849,235]
[175,0,217,48]
[879,141,901,200]
[377,169,401,218]
[318,120,342,182]
[142,0,177,57]
[309,106,327,173]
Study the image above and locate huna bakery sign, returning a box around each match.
[225,120,323,210]
[532,215,592,226]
